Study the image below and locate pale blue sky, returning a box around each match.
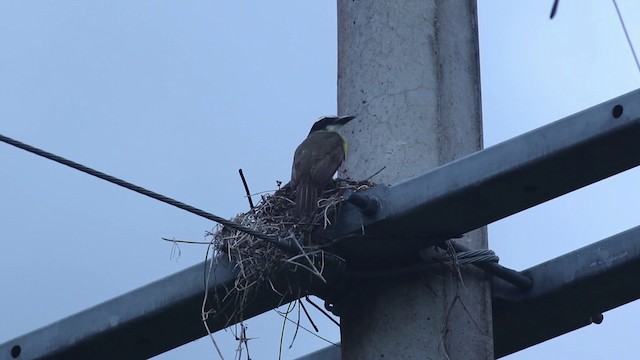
[1,1,639,359]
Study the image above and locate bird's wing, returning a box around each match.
[308,134,345,187]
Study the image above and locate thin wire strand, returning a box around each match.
[612,0,640,74]
[273,309,341,347]
[0,133,297,253]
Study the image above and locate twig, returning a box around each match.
[202,242,225,360]
[248,189,280,196]
[242,324,252,360]
[289,300,302,349]
[234,323,252,360]
[288,239,326,283]
[439,294,459,360]
[365,166,386,181]
[168,238,182,261]
[305,296,340,328]
[278,302,295,360]
[273,309,341,347]
[161,237,212,245]
[299,300,319,332]
[238,169,255,210]
[457,295,482,332]
[445,240,466,289]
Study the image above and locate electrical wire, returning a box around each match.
[612,0,640,74]
[0,133,297,253]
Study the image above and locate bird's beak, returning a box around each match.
[337,115,356,125]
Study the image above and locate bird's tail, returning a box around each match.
[294,183,318,217]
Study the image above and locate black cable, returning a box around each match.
[0,133,298,253]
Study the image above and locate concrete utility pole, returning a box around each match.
[338,1,493,359]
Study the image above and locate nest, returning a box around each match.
[209,178,373,322]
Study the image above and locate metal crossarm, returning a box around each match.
[326,89,640,260]
[493,225,640,357]
[0,256,342,360]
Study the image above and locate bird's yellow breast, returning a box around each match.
[340,133,348,153]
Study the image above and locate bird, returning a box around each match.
[291,115,355,217]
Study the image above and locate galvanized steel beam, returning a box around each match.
[0,256,342,360]
[493,225,640,357]
[327,89,640,260]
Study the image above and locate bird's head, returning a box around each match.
[309,115,355,134]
